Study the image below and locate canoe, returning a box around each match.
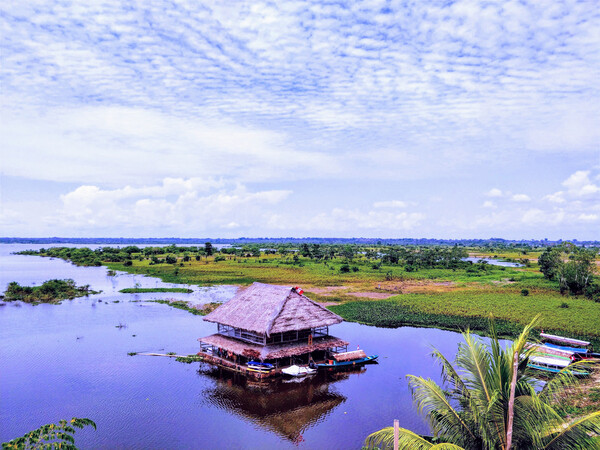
[281,365,317,377]
[540,333,590,347]
[246,361,274,374]
[527,355,589,377]
[317,355,378,369]
[543,343,590,355]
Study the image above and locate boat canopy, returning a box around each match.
[540,333,590,347]
[544,343,589,354]
[529,355,570,368]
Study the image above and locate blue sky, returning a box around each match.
[1,0,599,239]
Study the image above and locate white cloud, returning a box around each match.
[544,191,566,203]
[562,171,600,197]
[0,106,336,185]
[467,168,600,236]
[486,188,503,197]
[1,1,599,239]
[269,208,425,233]
[53,178,292,231]
[511,194,531,202]
[373,200,408,208]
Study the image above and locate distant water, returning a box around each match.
[463,257,523,267]
[0,243,497,449]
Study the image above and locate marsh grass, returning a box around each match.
[119,287,193,293]
[330,291,600,347]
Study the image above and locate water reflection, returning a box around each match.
[198,366,372,442]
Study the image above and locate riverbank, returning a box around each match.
[14,247,599,346]
[98,254,600,347]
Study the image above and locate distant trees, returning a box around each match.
[4,279,95,303]
[204,242,213,256]
[538,244,598,298]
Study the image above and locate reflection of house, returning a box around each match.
[198,282,348,375]
[200,367,350,441]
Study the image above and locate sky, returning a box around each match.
[1,0,599,240]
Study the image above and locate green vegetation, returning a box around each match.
[175,354,204,364]
[558,386,600,419]
[2,417,96,450]
[330,291,600,347]
[118,287,192,294]
[364,317,600,450]
[538,244,599,300]
[3,279,98,303]
[18,243,600,341]
[150,299,221,316]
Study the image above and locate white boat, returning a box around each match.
[527,355,589,377]
[281,364,317,377]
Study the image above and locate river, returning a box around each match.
[1,244,490,449]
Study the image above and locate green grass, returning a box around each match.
[150,299,221,315]
[118,287,193,293]
[175,354,204,364]
[105,254,548,289]
[32,252,595,345]
[329,291,600,347]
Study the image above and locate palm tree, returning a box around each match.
[364,316,600,449]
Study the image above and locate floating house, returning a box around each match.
[198,282,349,377]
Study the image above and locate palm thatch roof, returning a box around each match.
[203,282,343,336]
[199,333,348,360]
[333,349,367,362]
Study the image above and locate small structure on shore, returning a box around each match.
[198,282,349,377]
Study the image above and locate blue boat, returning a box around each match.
[543,343,590,354]
[246,361,274,374]
[317,354,378,369]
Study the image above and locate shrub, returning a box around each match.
[340,264,350,273]
[559,302,569,309]
[521,289,529,296]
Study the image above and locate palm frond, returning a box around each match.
[541,410,600,449]
[431,347,469,399]
[363,426,433,450]
[455,332,493,403]
[407,375,477,445]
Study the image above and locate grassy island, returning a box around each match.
[18,244,600,346]
[2,279,99,303]
[119,287,193,294]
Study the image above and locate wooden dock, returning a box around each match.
[138,351,280,378]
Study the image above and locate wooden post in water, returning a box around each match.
[393,419,399,450]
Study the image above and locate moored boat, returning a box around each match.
[527,355,589,377]
[539,333,599,359]
[317,350,378,369]
[540,333,590,348]
[281,364,317,377]
[246,361,274,375]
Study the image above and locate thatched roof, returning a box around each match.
[203,282,343,336]
[333,349,367,362]
[200,333,348,360]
